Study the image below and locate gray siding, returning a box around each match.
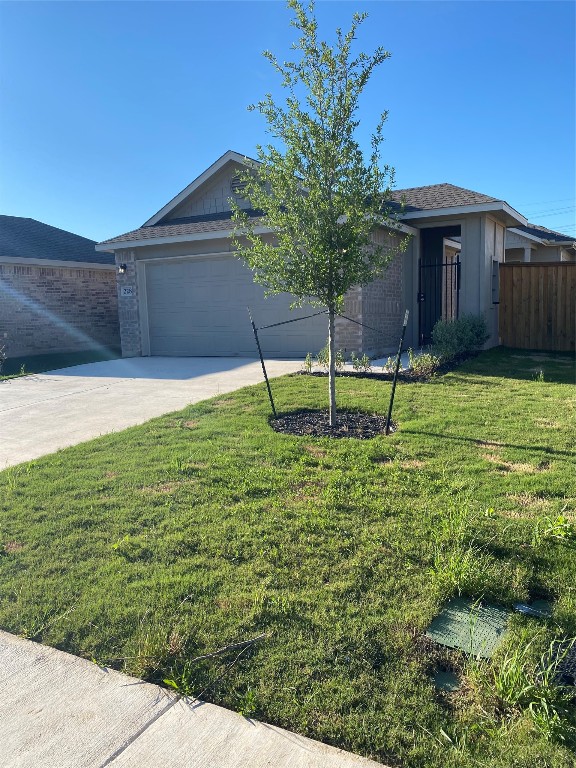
[166,164,251,221]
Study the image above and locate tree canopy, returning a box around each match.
[232,0,406,423]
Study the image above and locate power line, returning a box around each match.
[529,210,576,219]
[524,206,575,217]
[515,197,576,209]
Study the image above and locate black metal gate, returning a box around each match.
[418,255,460,344]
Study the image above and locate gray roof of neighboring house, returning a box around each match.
[0,215,114,265]
[512,222,576,244]
[389,183,500,212]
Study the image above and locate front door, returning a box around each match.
[418,255,460,344]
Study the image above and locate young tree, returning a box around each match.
[232,0,406,426]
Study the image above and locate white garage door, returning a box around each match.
[145,256,328,357]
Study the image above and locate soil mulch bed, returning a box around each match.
[293,353,476,383]
[271,409,395,439]
[295,369,423,382]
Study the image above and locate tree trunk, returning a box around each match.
[328,305,337,427]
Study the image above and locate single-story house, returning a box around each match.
[505,223,576,263]
[96,150,530,358]
[0,216,120,359]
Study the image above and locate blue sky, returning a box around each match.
[1,1,574,242]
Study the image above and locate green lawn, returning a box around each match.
[1,348,575,767]
[0,348,120,379]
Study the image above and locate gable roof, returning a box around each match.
[389,183,500,212]
[512,222,575,245]
[0,216,114,265]
[97,154,528,251]
[143,150,257,227]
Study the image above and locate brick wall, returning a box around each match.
[334,231,405,357]
[334,286,363,356]
[115,250,142,357]
[361,250,404,356]
[0,262,120,358]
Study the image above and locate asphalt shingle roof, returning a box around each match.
[99,209,262,247]
[389,183,501,212]
[514,222,575,244]
[98,184,509,248]
[0,216,113,265]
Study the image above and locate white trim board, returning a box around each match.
[401,201,526,226]
[137,251,235,264]
[95,226,271,252]
[0,256,115,270]
[96,220,415,253]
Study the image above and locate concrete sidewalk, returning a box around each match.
[0,631,384,768]
[0,357,301,469]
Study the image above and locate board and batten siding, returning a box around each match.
[499,263,575,351]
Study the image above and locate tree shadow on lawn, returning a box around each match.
[453,348,575,385]
[401,430,574,459]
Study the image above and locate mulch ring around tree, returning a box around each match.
[295,369,418,382]
[270,410,396,439]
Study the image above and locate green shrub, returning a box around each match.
[431,314,489,361]
[316,345,329,370]
[381,356,396,374]
[303,352,314,373]
[315,344,345,372]
[408,348,442,377]
[359,353,372,372]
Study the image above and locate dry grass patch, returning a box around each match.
[290,479,325,501]
[505,493,552,517]
[303,445,327,458]
[480,445,549,474]
[183,420,199,429]
[3,541,23,554]
[534,418,562,429]
[138,481,187,495]
[400,459,426,469]
[497,461,540,474]
[480,448,504,465]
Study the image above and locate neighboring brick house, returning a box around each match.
[96,151,529,358]
[0,216,120,359]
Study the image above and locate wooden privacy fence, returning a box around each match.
[499,263,575,352]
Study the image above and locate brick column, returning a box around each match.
[115,250,142,357]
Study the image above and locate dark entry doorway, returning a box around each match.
[418,226,461,344]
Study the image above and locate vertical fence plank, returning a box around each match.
[499,263,575,351]
[568,267,576,353]
[555,269,569,349]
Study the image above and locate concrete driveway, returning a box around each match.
[0,357,301,469]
